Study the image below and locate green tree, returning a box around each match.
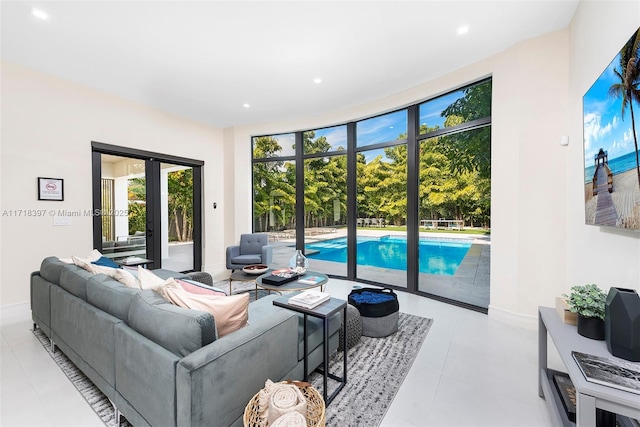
[608,28,640,189]
[252,136,296,231]
[127,202,146,235]
[167,169,193,242]
[439,80,492,180]
[302,131,347,227]
[127,177,146,235]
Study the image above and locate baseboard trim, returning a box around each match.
[488,304,537,330]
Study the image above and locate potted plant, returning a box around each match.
[563,284,607,340]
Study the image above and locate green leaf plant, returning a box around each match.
[563,284,607,320]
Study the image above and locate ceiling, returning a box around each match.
[1,1,579,129]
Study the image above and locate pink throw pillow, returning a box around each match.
[176,279,226,296]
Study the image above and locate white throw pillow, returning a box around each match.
[160,287,249,338]
[137,266,180,291]
[72,255,97,273]
[113,268,141,289]
[70,250,105,272]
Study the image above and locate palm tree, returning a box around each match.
[609,28,640,189]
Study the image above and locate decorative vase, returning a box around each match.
[577,314,605,340]
[289,249,308,269]
[605,287,640,361]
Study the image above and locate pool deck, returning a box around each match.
[269,228,490,310]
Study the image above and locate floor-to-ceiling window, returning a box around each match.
[301,126,348,277]
[417,79,491,309]
[251,78,491,311]
[355,110,408,287]
[92,142,203,272]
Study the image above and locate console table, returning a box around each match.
[538,307,640,426]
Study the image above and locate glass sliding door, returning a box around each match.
[161,163,194,272]
[92,142,203,272]
[99,154,149,262]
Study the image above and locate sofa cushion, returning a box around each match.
[40,256,68,284]
[127,290,216,357]
[58,264,94,300]
[160,287,249,338]
[87,275,141,321]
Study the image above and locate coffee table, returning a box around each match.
[228,269,271,296]
[255,271,328,299]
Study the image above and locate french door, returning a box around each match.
[91,142,203,272]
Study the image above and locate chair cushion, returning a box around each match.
[231,254,262,265]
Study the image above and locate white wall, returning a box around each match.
[224,0,640,323]
[565,1,640,296]
[0,61,226,306]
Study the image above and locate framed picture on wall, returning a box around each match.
[583,26,640,231]
[38,177,64,201]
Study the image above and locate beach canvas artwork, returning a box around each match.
[583,27,640,230]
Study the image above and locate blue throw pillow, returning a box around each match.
[91,256,120,269]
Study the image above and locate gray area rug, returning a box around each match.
[310,312,432,426]
[33,309,432,427]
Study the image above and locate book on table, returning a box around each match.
[297,275,324,285]
[288,290,331,309]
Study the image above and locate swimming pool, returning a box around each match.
[305,235,472,275]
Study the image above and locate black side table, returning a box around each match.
[115,257,153,268]
[273,293,347,405]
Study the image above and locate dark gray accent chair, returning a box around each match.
[226,233,272,271]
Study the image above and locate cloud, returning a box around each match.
[606,127,638,159]
[583,112,617,151]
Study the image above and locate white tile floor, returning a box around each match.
[0,279,552,426]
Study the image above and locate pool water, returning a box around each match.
[305,235,472,275]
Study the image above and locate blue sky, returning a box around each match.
[583,49,640,169]
[269,86,469,163]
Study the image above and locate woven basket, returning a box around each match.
[243,381,325,427]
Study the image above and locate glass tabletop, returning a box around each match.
[256,270,329,292]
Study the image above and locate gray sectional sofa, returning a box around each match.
[30,257,341,427]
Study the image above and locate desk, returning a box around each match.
[538,307,640,426]
[273,293,347,405]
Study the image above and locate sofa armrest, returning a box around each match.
[176,308,299,427]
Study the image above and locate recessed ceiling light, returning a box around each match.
[31,8,49,20]
[313,78,322,84]
[457,25,469,35]
[242,103,251,109]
